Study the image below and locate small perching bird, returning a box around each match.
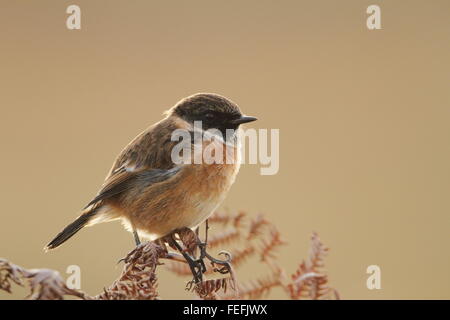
[45,93,257,252]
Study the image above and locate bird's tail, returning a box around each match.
[44,209,97,251]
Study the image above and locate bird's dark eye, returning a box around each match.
[205,113,214,120]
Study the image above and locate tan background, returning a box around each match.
[1,0,449,299]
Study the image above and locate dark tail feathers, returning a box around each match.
[45,211,96,251]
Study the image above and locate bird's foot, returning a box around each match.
[185,255,206,285]
[167,233,205,285]
[117,240,148,264]
[167,227,234,287]
[198,242,232,275]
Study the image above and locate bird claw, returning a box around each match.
[169,226,234,286]
[201,248,233,275]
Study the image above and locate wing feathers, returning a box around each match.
[84,166,181,209]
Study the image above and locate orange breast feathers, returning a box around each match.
[120,133,242,240]
[192,134,241,190]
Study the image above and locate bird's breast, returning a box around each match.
[125,141,241,240]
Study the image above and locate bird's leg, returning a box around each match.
[115,228,144,264]
[168,233,203,285]
[192,227,207,273]
[132,228,141,246]
[197,219,233,275]
[154,238,189,264]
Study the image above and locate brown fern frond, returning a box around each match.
[208,211,232,225]
[306,232,329,272]
[287,271,323,299]
[259,228,286,262]
[246,214,270,240]
[96,242,166,300]
[2,212,339,300]
[222,270,282,300]
[287,232,338,300]
[229,245,256,268]
[209,211,246,228]
[194,277,235,299]
[0,258,24,293]
[290,232,328,282]
[207,227,241,248]
[24,269,88,300]
[0,258,87,300]
[231,211,246,228]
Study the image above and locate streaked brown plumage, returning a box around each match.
[45,93,257,250]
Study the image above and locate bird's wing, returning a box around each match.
[84,166,181,209]
[109,118,183,174]
[85,117,187,209]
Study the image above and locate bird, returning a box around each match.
[45,93,257,252]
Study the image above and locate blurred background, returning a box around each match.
[0,0,449,299]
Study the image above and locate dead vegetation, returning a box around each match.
[0,211,339,300]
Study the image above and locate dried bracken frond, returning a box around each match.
[228,245,256,268]
[193,277,235,299]
[207,211,230,225]
[96,241,166,300]
[24,269,88,300]
[164,212,338,300]
[2,211,339,300]
[221,270,282,300]
[0,259,87,300]
[259,228,286,262]
[207,228,240,248]
[208,211,246,228]
[246,214,270,240]
[231,212,246,228]
[306,232,329,272]
[0,259,24,293]
[287,232,338,300]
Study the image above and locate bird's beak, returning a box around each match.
[231,115,258,125]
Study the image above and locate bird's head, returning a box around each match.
[170,93,257,136]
